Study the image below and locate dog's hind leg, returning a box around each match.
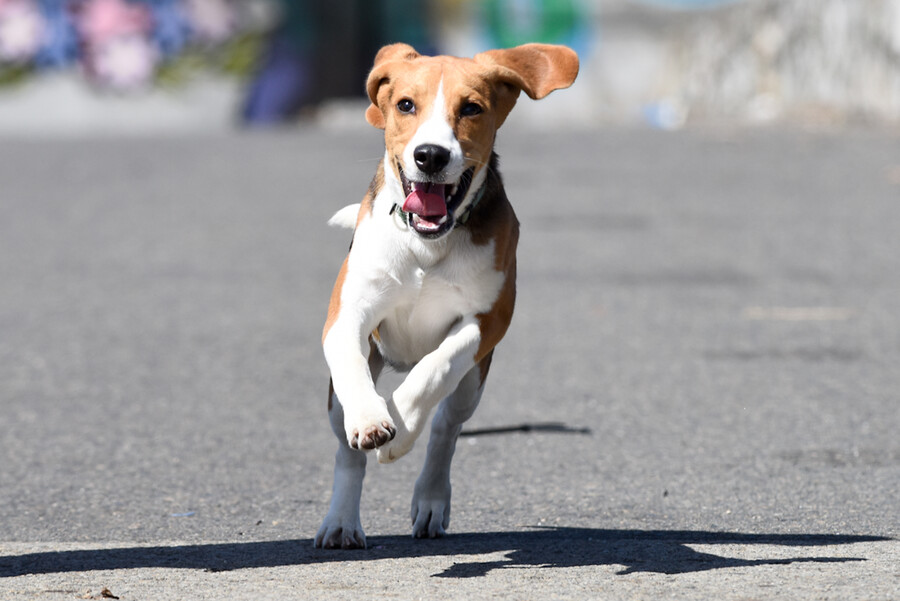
[410,352,492,539]
[315,347,385,549]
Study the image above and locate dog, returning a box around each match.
[315,43,578,549]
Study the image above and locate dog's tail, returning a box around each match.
[327,204,360,229]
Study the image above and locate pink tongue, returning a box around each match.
[402,188,447,218]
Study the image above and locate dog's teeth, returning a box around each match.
[439,215,448,224]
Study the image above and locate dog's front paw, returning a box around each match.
[411,477,452,538]
[344,398,396,450]
[375,427,415,463]
[376,390,425,463]
[349,419,396,450]
[315,515,367,549]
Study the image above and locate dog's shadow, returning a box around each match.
[0,527,887,579]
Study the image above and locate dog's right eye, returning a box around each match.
[397,99,415,114]
[460,102,483,117]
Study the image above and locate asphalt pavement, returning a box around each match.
[0,126,898,599]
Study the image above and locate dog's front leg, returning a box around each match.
[376,317,483,463]
[314,347,386,549]
[315,416,368,549]
[323,301,396,450]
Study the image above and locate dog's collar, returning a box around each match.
[390,181,487,229]
[455,182,488,226]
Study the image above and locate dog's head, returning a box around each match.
[365,43,579,239]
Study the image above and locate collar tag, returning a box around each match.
[389,203,410,227]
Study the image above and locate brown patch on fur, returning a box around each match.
[477,350,494,387]
[474,44,578,100]
[322,255,348,344]
[365,43,421,129]
[328,379,334,411]
[464,155,519,362]
[473,44,579,127]
[466,156,515,248]
[357,161,384,225]
[370,58,445,185]
[475,259,516,362]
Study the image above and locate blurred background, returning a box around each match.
[1,0,899,135]
[1,0,899,563]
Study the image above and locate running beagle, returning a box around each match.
[315,43,579,549]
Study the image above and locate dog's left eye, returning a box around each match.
[397,99,415,114]
[460,102,483,117]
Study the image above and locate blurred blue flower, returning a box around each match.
[34,0,79,67]
[147,0,191,57]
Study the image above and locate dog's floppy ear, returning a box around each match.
[365,43,421,129]
[475,44,579,126]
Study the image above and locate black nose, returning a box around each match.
[413,144,451,175]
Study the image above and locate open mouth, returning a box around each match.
[397,165,475,238]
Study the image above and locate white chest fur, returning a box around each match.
[343,188,504,366]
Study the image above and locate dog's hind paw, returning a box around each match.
[411,480,451,538]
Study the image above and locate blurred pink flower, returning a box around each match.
[77,0,152,46]
[0,0,45,62]
[185,0,234,43]
[89,34,158,90]
[76,0,157,91]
